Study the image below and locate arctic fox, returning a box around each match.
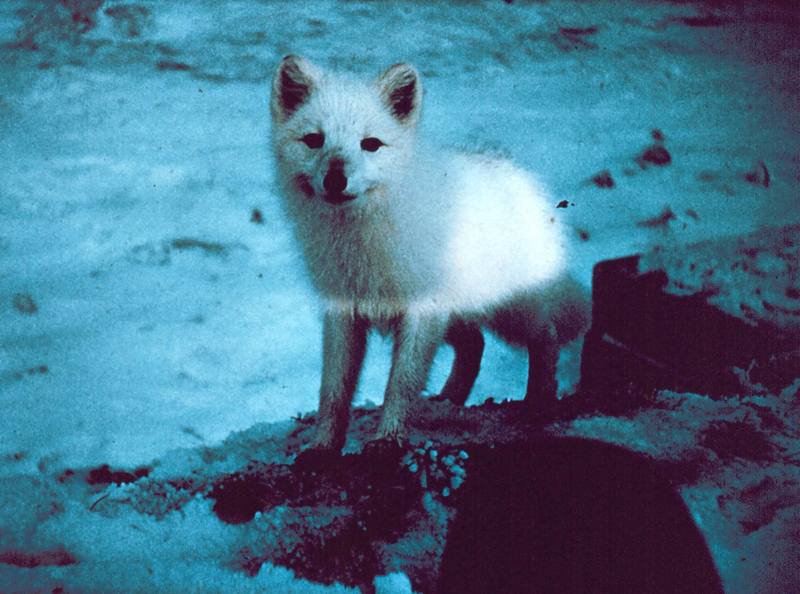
[270,56,589,452]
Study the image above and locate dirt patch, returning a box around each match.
[744,160,770,188]
[640,224,800,333]
[0,548,77,568]
[104,4,150,38]
[554,25,599,51]
[85,463,151,486]
[127,237,235,266]
[156,60,191,72]
[12,293,37,315]
[677,14,729,29]
[636,145,672,168]
[202,428,488,592]
[4,364,48,383]
[700,419,776,462]
[729,475,800,534]
[170,237,228,256]
[590,170,615,188]
[637,206,676,228]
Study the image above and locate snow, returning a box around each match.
[639,224,800,331]
[1,1,798,592]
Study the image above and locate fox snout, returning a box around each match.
[323,158,347,192]
[321,158,356,204]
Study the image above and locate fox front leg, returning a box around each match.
[375,314,447,444]
[310,310,368,452]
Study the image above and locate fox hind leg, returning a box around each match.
[490,293,560,413]
[440,320,484,405]
[525,322,559,410]
[525,276,591,410]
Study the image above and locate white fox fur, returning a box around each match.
[270,56,589,451]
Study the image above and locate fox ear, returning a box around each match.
[271,55,320,122]
[377,63,422,125]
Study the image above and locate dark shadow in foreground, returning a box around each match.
[439,437,723,594]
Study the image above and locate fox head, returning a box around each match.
[270,56,422,207]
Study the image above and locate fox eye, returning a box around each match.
[301,133,324,149]
[360,137,385,152]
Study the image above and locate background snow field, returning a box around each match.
[0,1,798,592]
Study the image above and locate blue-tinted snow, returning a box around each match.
[0,1,798,592]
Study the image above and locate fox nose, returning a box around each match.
[323,160,348,194]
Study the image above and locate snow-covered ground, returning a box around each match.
[0,1,798,592]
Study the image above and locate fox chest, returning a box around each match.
[303,226,414,303]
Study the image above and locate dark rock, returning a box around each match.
[580,226,800,398]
